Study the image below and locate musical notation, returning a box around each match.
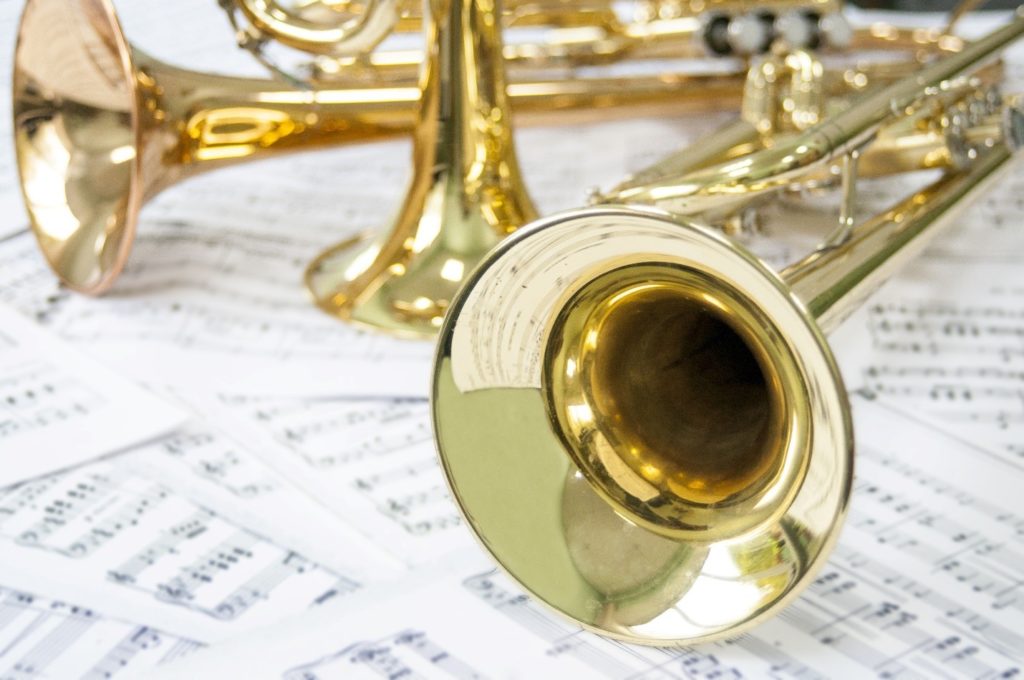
[143,396,1024,679]
[0,584,203,679]
[0,302,184,486]
[0,360,100,441]
[836,258,1024,464]
[283,630,484,680]
[0,455,364,643]
[0,226,434,398]
[1,1,1022,676]
[118,415,404,580]
[205,395,472,564]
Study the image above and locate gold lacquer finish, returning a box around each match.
[546,265,803,540]
[12,0,417,294]
[11,0,746,296]
[433,9,1024,645]
[305,0,536,337]
[435,208,849,644]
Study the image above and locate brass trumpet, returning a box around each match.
[11,0,967,334]
[301,7,970,338]
[225,0,860,83]
[432,10,1024,645]
[11,0,740,295]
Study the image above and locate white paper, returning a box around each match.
[192,394,475,565]
[835,258,1024,463]
[148,396,1024,679]
[0,302,185,486]
[0,454,374,643]
[0,583,203,679]
[117,408,405,578]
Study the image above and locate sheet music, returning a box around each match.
[146,396,1024,679]
[0,302,185,486]
[191,394,476,565]
[117,410,405,578]
[0,584,203,679]
[831,134,1024,462]
[0,455,369,644]
[834,257,1024,463]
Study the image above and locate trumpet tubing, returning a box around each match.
[12,0,749,296]
[432,8,1024,646]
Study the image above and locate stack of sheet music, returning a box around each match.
[0,0,1021,676]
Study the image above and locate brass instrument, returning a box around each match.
[432,10,1024,645]
[301,6,969,338]
[11,0,741,295]
[226,0,861,83]
[12,0,967,334]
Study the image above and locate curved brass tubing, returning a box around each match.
[432,10,1024,645]
[11,0,743,296]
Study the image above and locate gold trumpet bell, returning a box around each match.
[433,207,852,644]
[13,0,143,294]
[304,0,537,338]
[12,0,421,295]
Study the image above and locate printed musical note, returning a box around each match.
[111,415,404,580]
[283,630,484,680]
[145,397,1024,679]
[0,584,203,679]
[835,259,1024,463]
[0,302,184,486]
[0,455,366,643]
[199,395,472,564]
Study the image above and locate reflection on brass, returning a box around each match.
[13,0,966,323]
[561,470,706,628]
[433,10,1024,646]
[10,0,745,297]
[304,0,536,338]
[546,265,800,541]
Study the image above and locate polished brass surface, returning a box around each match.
[304,0,536,338]
[435,208,849,644]
[545,265,800,540]
[313,23,962,84]
[12,0,416,294]
[302,4,970,337]
[11,0,748,297]
[228,0,403,57]
[433,10,1024,646]
[231,0,851,82]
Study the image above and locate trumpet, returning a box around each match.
[431,9,1024,645]
[11,0,744,295]
[301,5,973,338]
[224,0,948,85]
[10,0,968,331]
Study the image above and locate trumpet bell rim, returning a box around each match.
[432,205,853,645]
[12,0,141,294]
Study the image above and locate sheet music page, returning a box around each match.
[147,395,1024,678]
[116,401,405,577]
[0,583,204,678]
[0,302,185,486]
[835,258,1024,464]
[0,452,376,644]
[188,394,476,565]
